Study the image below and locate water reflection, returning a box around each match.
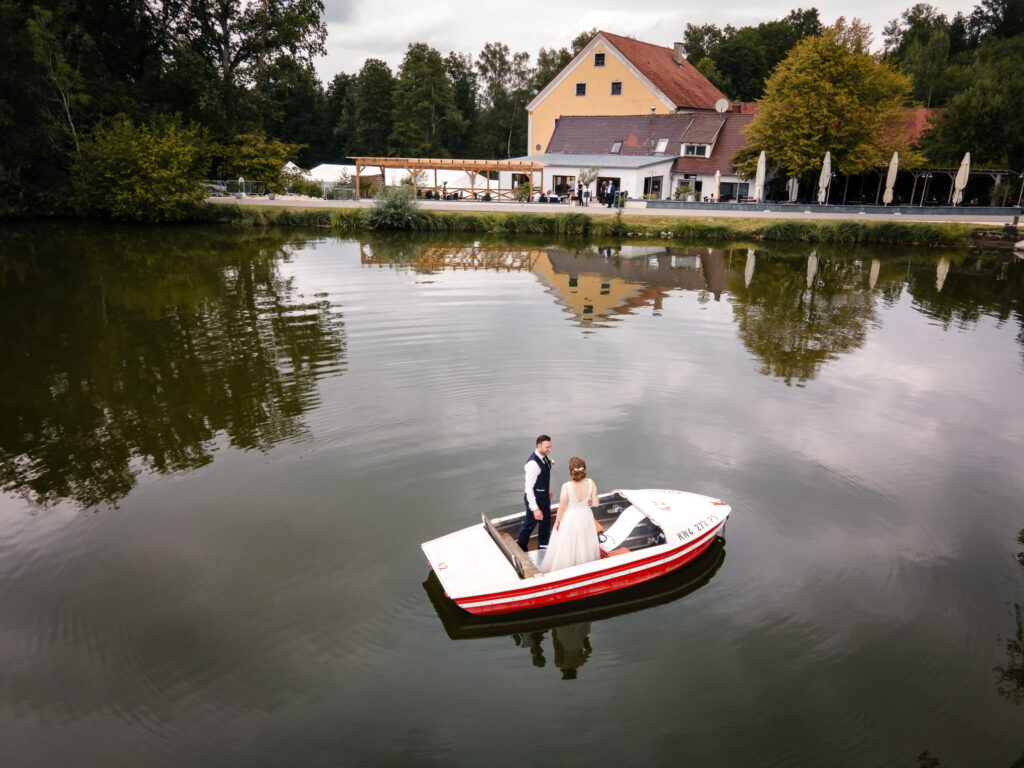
[994,528,1024,706]
[728,251,878,386]
[536,245,728,327]
[0,225,346,510]
[357,237,1024,383]
[423,539,725,679]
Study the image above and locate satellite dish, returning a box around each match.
[715,98,729,114]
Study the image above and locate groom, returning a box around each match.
[517,434,553,552]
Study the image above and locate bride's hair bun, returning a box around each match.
[568,456,587,481]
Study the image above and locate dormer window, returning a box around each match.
[684,144,709,157]
[575,82,587,97]
[611,141,622,154]
[594,53,605,67]
[655,138,669,153]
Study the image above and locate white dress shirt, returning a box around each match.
[524,451,548,510]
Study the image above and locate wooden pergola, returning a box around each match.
[352,157,545,201]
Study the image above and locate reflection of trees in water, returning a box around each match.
[994,529,1024,707]
[0,225,345,510]
[904,254,1024,356]
[728,252,877,386]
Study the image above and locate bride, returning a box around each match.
[541,457,602,572]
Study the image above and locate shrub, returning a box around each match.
[365,185,422,230]
[209,134,298,194]
[71,116,206,222]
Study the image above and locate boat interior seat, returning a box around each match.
[598,505,647,553]
[499,532,541,578]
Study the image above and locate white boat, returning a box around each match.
[421,489,730,615]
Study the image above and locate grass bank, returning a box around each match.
[197,203,982,247]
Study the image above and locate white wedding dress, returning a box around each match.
[541,479,602,572]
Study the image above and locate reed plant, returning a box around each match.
[199,203,978,246]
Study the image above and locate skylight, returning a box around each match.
[611,141,622,154]
[655,138,669,153]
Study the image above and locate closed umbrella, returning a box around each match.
[745,249,755,287]
[807,250,818,289]
[952,152,970,205]
[869,259,880,290]
[753,151,766,203]
[882,151,899,205]
[713,170,721,202]
[817,152,831,204]
[786,176,799,202]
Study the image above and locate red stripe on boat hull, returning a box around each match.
[455,532,719,615]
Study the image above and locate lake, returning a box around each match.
[1,223,1022,767]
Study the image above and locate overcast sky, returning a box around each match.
[314,0,976,81]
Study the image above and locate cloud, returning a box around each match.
[312,0,973,81]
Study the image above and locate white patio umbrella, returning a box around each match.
[882,151,899,205]
[817,152,831,204]
[753,151,766,203]
[936,257,950,291]
[745,249,756,287]
[786,176,799,202]
[952,152,970,205]
[713,170,721,202]
[807,250,818,289]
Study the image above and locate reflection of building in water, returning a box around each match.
[534,246,728,326]
[359,242,542,272]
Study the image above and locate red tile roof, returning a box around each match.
[672,114,755,175]
[599,31,727,111]
[548,114,722,155]
[544,111,756,175]
[905,107,941,143]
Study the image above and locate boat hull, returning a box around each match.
[455,523,723,615]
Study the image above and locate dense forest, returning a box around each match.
[1,1,1021,219]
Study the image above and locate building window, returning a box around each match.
[610,81,622,96]
[643,176,663,198]
[655,138,669,153]
[684,144,709,157]
[594,53,605,67]
[611,141,621,154]
[552,175,575,195]
[575,82,586,97]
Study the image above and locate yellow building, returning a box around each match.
[526,31,729,155]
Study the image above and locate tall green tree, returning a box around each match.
[389,43,465,157]
[883,3,951,59]
[444,52,478,156]
[969,0,1024,41]
[738,19,921,177]
[259,57,329,165]
[682,9,822,100]
[919,35,1024,169]
[352,58,395,156]
[163,0,327,136]
[325,71,356,158]
[903,26,950,107]
[476,41,531,157]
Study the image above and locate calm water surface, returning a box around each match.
[1,224,1022,767]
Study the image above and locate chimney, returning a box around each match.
[673,42,685,65]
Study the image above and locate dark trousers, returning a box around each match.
[516,493,551,550]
